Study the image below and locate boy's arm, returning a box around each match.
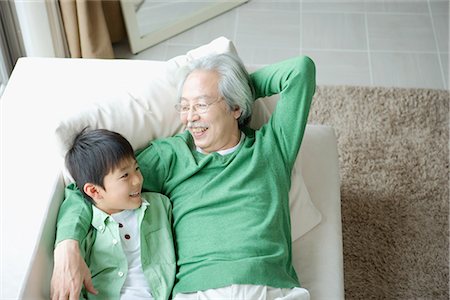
[51,184,96,299]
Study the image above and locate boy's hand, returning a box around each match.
[51,240,97,299]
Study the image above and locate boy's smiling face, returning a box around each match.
[86,158,143,215]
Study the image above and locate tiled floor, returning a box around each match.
[114,0,449,90]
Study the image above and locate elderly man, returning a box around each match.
[51,53,316,300]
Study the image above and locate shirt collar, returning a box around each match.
[91,206,109,232]
[91,199,149,232]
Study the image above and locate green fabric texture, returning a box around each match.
[80,193,175,300]
[55,56,316,295]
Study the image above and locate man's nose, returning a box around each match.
[187,108,200,122]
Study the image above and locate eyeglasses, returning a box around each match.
[174,97,223,114]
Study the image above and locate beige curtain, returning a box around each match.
[59,0,126,58]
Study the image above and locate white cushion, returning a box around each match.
[54,36,321,240]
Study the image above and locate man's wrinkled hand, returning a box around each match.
[50,240,97,300]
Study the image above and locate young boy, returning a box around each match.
[64,128,175,300]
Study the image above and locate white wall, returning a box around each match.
[13,0,67,58]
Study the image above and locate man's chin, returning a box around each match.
[193,136,207,148]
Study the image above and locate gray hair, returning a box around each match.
[177,53,254,127]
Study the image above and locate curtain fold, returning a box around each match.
[59,0,126,58]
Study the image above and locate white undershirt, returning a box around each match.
[111,209,153,299]
[196,132,245,155]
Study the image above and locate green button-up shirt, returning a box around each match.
[79,190,175,300]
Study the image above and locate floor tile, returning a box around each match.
[429,0,449,15]
[302,12,367,50]
[371,52,445,89]
[302,0,366,13]
[303,50,371,86]
[364,0,429,14]
[237,46,300,65]
[240,0,300,12]
[440,52,449,89]
[367,14,437,52]
[432,14,449,53]
[235,9,301,49]
[165,9,237,46]
[113,0,446,89]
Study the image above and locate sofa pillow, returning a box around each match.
[55,37,237,156]
[55,36,321,240]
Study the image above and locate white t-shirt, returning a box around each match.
[112,209,153,299]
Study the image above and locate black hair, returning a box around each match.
[65,128,135,204]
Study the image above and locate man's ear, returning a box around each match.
[233,106,242,119]
[83,183,103,201]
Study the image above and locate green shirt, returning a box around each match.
[56,56,316,295]
[79,190,175,300]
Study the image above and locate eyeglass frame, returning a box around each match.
[174,97,224,114]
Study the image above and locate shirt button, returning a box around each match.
[99,225,104,231]
[118,271,124,277]
[112,239,118,245]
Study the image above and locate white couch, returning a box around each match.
[0,38,344,300]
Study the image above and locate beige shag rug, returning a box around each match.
[308,86,449,299]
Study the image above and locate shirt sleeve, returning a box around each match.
[137,143,167,193]
[250,56,316,167]
[55,183,93,245]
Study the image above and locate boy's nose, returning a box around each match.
[132,173,142,186]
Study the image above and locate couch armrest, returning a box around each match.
[1,58,66,299]
[20,174,65,298]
